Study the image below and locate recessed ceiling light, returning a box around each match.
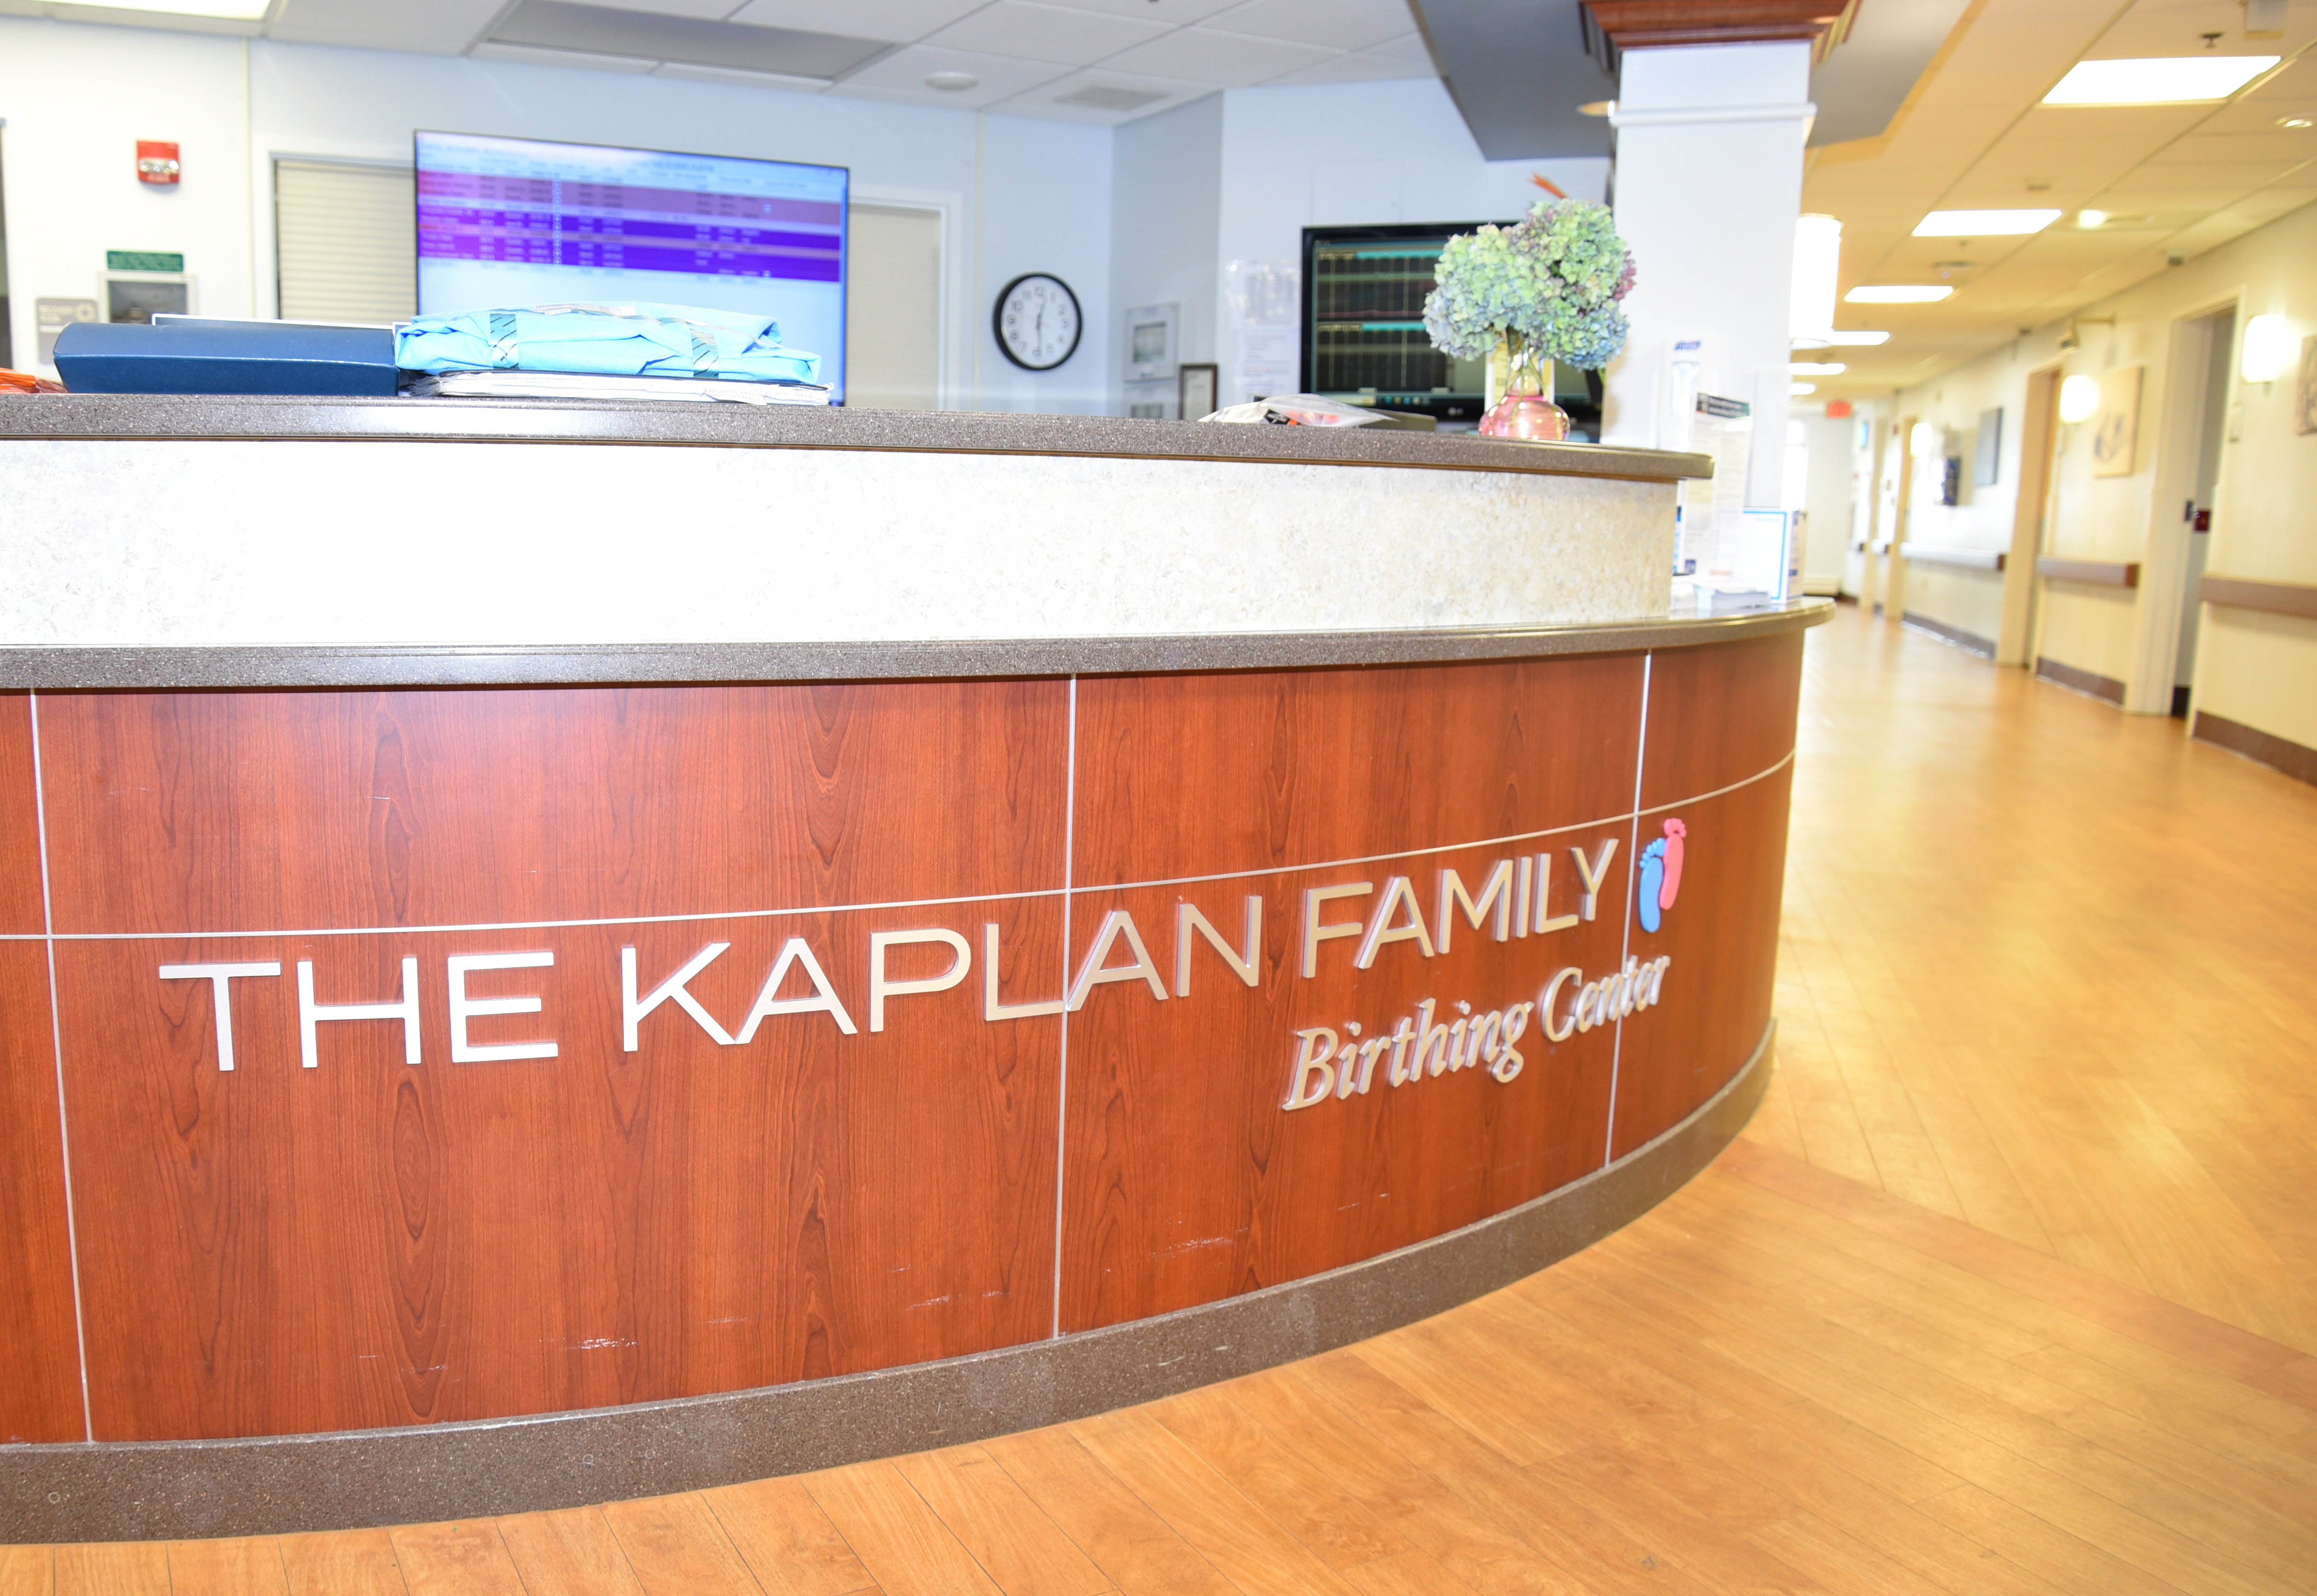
[2043,56,2279,106]
[1847,286,1954,303]
[1790,383,1818,396]
[925,70,979,91]
[1790,362,1847,376]
[2281,116,2315,130]
[1826,331,1891,345]
[1914,209,2060,237]
[60,0,271,13]
[2077,209,2108,228]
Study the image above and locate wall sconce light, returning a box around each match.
[2242,314,2293,382]
[1790,214,1843,343]
[2058,373,2101,423]
[1909,420,1937,457]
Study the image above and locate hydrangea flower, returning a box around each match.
[1423,199,1636,372]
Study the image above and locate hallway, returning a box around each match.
[9,607,2315,1594]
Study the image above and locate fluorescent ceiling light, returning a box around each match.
[1791,383,1818,395]
[1790,362,1847,376]
[1826,331,1891,345]
[1847,286,1953,303]
[1915,209,2060,237]
[2044,56,2278,106]
[58,0,270,12]
[2077,210,2107,228]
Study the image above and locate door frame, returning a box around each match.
[1998,365,2062,666]
[852,185,961,411]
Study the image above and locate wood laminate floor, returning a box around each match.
[10,606,2315,1593]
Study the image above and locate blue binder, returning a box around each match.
[53,319,399,396]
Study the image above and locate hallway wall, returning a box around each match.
[1886,195,2317,770]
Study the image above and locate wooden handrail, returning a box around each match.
[1899,542,2004,572]
[2201,576,2317,620]
[2038,557,2139,588]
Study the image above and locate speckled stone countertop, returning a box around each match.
[0,394,1713,483]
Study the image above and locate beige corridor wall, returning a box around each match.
[1887,196,2317,759]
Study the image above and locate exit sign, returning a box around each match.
[107,250,184,273]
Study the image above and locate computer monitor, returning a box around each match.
[415,130,848,401]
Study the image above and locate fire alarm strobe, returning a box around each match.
[137,142,181,186]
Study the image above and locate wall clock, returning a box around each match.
[993,273,1082,371]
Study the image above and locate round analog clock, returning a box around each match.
[993,273,1082,371]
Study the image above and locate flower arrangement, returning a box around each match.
[1422,200,1636,376]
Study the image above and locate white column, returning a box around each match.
[1602,42,1814,508]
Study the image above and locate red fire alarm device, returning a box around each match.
[1824,398,1853,418]
[136,142,181,186]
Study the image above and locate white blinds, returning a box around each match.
[275,159,415,325]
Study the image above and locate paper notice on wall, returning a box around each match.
[1677,394,1752,582]
[1226,259,1299,405]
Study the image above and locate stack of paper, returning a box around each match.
[401,370,834,405]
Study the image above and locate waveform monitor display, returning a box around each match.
[415,130,848,399]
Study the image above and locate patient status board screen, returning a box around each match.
[414,130,849,398]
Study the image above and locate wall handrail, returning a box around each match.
[2037,556,2140,588]
[2200,576,2317,621]
[1898,542,2004,572]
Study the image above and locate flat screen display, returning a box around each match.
[415,130,848,401]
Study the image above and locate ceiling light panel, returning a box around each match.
[2044,56,2280,107]
[1099,26,1335,86]
[1847,286,1955,303]
[725,0,987,44]
[267,0,508,52]
[56,0,271,14]
[1200,0,1417,51]
[1913,209,2061,236]
[924,1,1170,66]
[491,0,888,75]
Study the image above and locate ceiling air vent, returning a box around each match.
[489,0,890,79]
[1054,85,1170,112]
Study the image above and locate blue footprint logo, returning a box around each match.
[1637,818,1686,935]
[1638,840,1667,933]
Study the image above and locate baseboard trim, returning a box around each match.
[2192,711,2317,787]
[1901,612,1995,659]
[0,1031,1775,1544]
[2034,655,2125,705]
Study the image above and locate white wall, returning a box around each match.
[1879,195,2317,761]
[0,15,1111,412]
[1210,79,1608,407]
[1108,93,1221,400]
[1885,348,2035,650]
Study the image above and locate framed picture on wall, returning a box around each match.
[2298,335,2317,436]
[2091,365,2141,477]
[1180,362,1218,421]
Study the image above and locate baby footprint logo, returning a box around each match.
[1637,817,1687,934]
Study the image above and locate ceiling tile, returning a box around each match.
[988,64,1215,121]
[724,0,987,43]
[833,42,1070,105]
[1262,48,1432,86]
[1098,25,1333,85]
[922,0,1169,65]
[1363,30,1433,63]
[1200,0,1414,51]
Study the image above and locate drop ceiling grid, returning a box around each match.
[1803,0,2317,395]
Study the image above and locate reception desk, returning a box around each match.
[0,398,1824,1540]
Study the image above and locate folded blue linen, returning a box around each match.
[395,302,820,384]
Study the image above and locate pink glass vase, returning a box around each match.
[1477,335,1570,442]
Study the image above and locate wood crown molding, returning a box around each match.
[1582,0,1859,51]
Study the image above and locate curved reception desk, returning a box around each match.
[0,399,1825,1540]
